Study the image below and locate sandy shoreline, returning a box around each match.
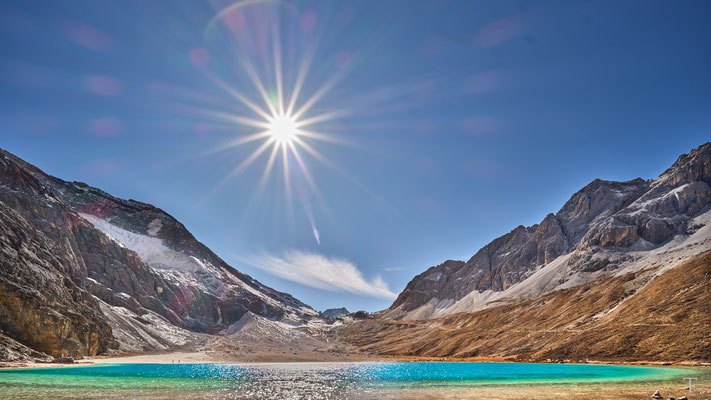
[2,350,710,368]
[0,350,392,369]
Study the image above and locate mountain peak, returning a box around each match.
[0,148,321,359]
[656,141,711,187]
[387,142,711,320]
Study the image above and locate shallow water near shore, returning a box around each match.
[0,362,696,399]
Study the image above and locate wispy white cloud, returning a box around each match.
[241,250,397,299]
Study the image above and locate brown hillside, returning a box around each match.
[346,251,711,361]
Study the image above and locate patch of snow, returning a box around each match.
[80,213,205,273]
[425,271,443,281]
[147,218,162,236]
[79,212,322,325]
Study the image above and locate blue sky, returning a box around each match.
[1,0,710,312]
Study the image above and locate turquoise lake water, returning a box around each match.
[0,362,692,399]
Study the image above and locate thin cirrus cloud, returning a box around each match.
[242,250,397,300]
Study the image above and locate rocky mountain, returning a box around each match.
[348,249,711,361]
[2,142,709,363]
[0,148,321,360]
[386,142,711,322]
[348,142,711,362]
[321,308,350,318]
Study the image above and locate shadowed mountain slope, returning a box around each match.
[0,148,320,360]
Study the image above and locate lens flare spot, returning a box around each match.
[189,47,210,67]
[299,11,317,32]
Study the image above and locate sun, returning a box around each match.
[200,4,358,245]
[267,114,298,145]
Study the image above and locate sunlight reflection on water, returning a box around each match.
[0,362,690,400]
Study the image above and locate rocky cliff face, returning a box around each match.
[0,201,115,358]
[0,148,320,360]
[349,249,711,361]
[388,143,711,320]
[321,308,350,318]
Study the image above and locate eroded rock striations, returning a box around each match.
[0,148,319,360]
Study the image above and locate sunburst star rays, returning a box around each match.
[191,1,393,245]
[204,62,331,243]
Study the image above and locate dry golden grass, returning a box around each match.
[344,251,711,363]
